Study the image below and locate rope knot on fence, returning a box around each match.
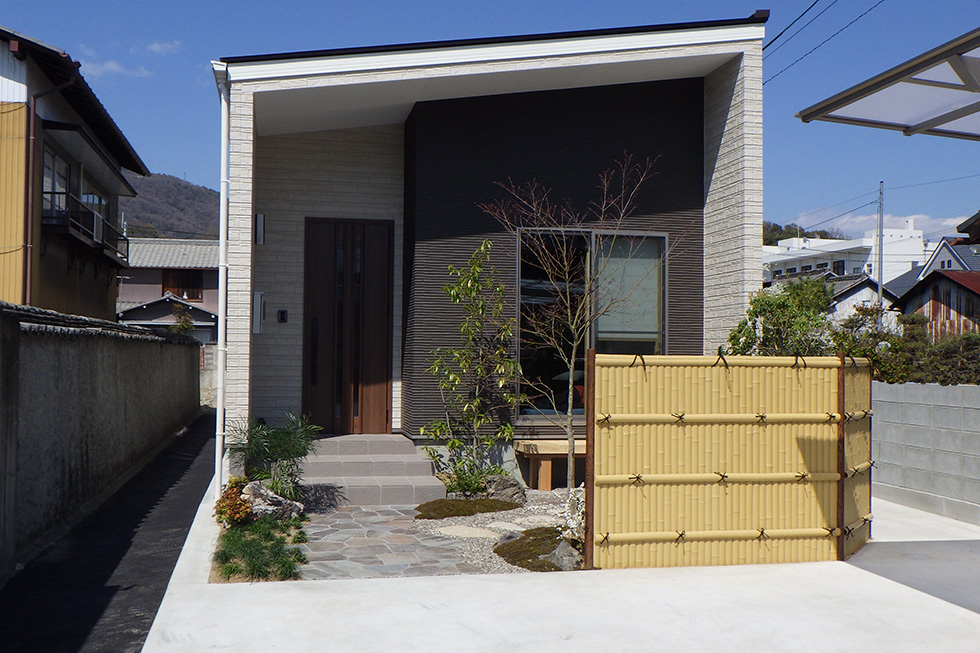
[671,412,686,424]
[629,474,643,486]
[714,471,728,483]
[712,347,730,371]
[756,413,767,424]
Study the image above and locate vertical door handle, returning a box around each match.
[310,318,318,385]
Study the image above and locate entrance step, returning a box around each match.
[303,434,446,507]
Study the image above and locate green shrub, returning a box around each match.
[214,475,252,526]
[227,414,321,501]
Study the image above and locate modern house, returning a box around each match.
[763,219,936,285]
[894,269,980,341]
[212,12,766,446]
[0,26,148,320]
[117,238,219,342]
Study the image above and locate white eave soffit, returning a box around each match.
[225,24,763,83]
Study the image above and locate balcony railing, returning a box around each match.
[102,218,129,262]
[42,191,128,263]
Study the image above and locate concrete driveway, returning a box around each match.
[144,487,980,652]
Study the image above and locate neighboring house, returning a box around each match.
[920,240,980,276]
[768,270,900,328]
[117,238,219,341]
[117,293,218,344]
[763,219,936,286]
[826,273,899,328]
[213,12,767,440]
[0,26,148,320]
[894,270,980,341]
[958,209,980,244]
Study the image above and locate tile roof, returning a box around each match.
[885,266,924,298]
[127,238,218,269]
[952,244,980,271]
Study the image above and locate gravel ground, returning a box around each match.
[411,489,571,574]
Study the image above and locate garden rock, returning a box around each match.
[242,481,304,520]
[541,540,583,571]
[495,531,522,547]
[486,475,526,505]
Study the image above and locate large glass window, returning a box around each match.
[518,231,665,415]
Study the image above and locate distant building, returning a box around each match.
[894,270,980,341]
[763,219,936,287]
[0,25,149,319]
[117,238,218,342]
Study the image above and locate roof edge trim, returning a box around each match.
[220,11,768,66]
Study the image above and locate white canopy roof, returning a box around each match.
[797,27,980,141]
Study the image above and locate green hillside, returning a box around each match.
[120,172,218,239]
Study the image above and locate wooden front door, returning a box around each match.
[303,219,392,434]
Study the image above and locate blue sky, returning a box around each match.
[5,1,980,240]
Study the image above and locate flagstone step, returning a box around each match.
[311,433,418,456]
[303,453,435,478]
[303,433,446,507]
[303,475,446,506]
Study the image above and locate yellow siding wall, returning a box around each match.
[591,355,872,569]
[0,102,26,304]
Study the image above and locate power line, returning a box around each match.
[886,172,980,191]
[763,0,836,58]
[764,0,888,85]
[801,201,878,229]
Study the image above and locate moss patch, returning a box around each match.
[493,527,564,572]
[415,498,519,520]
[210,515,308,582]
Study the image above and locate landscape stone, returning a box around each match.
[486,521,524,532]
[486,475,527,505]
[242,481,304,520]
[515,514,562,528]
[541,540,583,571]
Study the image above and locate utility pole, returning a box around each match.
[876,181,884,326]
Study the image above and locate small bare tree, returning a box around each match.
[481,154,670,492]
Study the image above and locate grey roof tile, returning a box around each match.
[127,238,218,269]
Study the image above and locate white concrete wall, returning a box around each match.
[702,51,763,353]
[873,381,980,525]
[250,125,404,428]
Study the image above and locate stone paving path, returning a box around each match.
[299,506,484,580]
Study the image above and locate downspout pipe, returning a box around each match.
[213,61,230,501]
[25,59,80,305]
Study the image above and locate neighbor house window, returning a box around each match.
[832,261,845,275]
[163,269,203,301]
[786,267,797,274]
[41,146,70,214]
[518,231,665,416]
[801,265,812,272]
[816,262,828,269]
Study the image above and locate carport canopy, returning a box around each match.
[797,26,980,140]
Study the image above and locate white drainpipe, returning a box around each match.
[213,61,230,501]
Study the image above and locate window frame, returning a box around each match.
[514,227,668,419]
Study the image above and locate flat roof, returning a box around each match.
[797,26,980,141]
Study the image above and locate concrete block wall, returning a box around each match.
[250,125,404,427]
[703,50,763,353]
[872,381,980,524]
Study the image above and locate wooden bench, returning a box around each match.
[514,439,586,490]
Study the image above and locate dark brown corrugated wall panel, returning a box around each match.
[403,79,704,438]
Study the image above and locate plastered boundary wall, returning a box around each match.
[0,305,200,586]
[872,381,980,525]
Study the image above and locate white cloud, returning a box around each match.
[79,58,151,78]
[146,40,182,55]
[830,212,967,241]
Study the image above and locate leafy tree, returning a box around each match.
[763,221,847,246]
[420,240,523,495]
[726,278,833,356]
